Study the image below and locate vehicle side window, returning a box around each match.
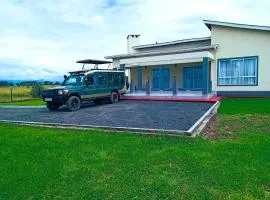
[97,74,106,85]
[107,73,124,85]
[108,74,113,85]
[113,74,119,85]
[120,75,124,84]
[85,76,94,85]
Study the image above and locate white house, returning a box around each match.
[105,20,270,97]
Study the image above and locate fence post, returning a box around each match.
[10,88,13,102]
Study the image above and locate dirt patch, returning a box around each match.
[203,114,270,140]
[263,184,270,195]
[203,114,219,139]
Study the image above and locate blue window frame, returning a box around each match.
[217,56,258,86]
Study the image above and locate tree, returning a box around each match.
[0,81,13,86]
[30,84,44,98]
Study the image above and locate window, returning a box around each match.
[218,56,258,86]
[64,75,84,86]
[97,74,106,85]
[108,73,124,85]
[84,76,94,85]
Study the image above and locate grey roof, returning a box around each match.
[203,20,270,32]
[133,36,211,49]
[76,59,112,64]
[105,45,218,59]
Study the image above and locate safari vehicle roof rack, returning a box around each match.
[76,58,112,70]
[69,59,121,75]
[76,59,112,65]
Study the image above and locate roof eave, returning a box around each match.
[105,45,218,60]
[203,19,270,32]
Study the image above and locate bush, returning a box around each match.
[30,84,44,98]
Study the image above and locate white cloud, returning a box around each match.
[0,0,269,80]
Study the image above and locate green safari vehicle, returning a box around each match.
[41,59,127,111]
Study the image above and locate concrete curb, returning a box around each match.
[189,101,220,137]
[0,120,190,136]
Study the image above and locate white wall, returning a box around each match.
[112,59,120,69]
[121,51,214,67]
[211,25,270,91]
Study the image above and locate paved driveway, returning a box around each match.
[0,100,213,132]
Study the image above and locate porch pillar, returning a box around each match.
[130,80,134,93]
[146,79,151,95]
[202,57,210,95]
[137,66,142,90]
[172,76,177,95]
[158,65,163,90]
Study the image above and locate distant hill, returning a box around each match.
[0,79,62,86]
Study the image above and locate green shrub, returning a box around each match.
[30,84,44,98]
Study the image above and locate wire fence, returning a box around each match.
[0,87,34,103]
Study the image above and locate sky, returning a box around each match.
[0,0,269,81]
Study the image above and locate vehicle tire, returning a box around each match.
[109,91,119,104]
[46,103,59,111]
[93,98,102,105]
[66,96,81,111]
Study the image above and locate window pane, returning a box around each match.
[232,59,244,85]
[245,58,256,76]
[219,60,231,85]
[219,78,226,85]
[219,60,230,77]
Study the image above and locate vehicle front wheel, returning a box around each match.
[46,103,59,111]
[109,91,119,104]
[67,96,81,111]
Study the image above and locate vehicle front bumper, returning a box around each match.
[42,95,69,105]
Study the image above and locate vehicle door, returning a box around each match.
[82,74,96,99]
[95,72,109,97]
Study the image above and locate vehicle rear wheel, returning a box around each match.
[109,91,119,104]
[67,96,81,111]
[46,103,59,111]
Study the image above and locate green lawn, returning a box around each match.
[0,99,45,106]
[0,98,270,199]
[218,97,270,114]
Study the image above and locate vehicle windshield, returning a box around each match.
[63,75,84,86]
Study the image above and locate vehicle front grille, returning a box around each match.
[42,90,57,97]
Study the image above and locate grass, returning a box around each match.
[0,85,54,103]
[218,97,270,114]
[0,98,270,199]
[0,86,32,102]
[0,99,45,106]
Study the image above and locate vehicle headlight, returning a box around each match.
[58,90,63,95]
[58,89,69,95]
